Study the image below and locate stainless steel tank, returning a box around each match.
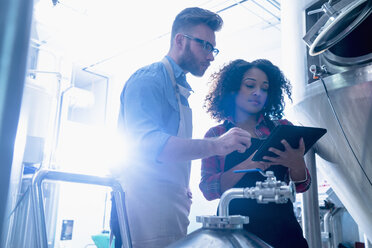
[294,65,372,240]
[166,225,271,248]
[4,77,60,247]
[167,171,295,248]
[282,0,372,241]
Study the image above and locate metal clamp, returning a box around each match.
[31,169,132,248]
[196,215,249,230]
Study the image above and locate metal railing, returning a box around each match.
[31,169,132,248]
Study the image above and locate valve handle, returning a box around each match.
[234,169,275,179]
[234,168,266,177]
[308,0,337,17]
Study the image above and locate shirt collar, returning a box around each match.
[225,113,266,128]
[165,56,193,92]
[257,114,266,126]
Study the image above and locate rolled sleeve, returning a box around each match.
[294,168,311,193]
[199,126,226,201]
[200,155,224,200]
[284,167,312,193]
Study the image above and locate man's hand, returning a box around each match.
[158,128,252,163]
[211,127,252,156]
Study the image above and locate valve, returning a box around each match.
[217,170,296,217]
[196,170,296,230]
[309,64,328,79]
[308,0,337,17]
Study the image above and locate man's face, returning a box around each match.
[178,24,217,77]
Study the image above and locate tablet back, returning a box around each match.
[252,125,327,162]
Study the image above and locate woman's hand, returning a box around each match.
[262,138,307,181]
[220,151,270,193]
[237,151,271,172]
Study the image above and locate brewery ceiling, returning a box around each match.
[32,0,281,74]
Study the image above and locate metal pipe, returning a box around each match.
[329,208,343,248]
[251,0,280,21]
[27,70,61,78]
[302,148,322,248]
[112,190,132,248]
[323,210,332,248]
[265,0,280,10]
[218,188,245,217]
[51,84,74,169]
[216,0,249,13]
[31,171,48,248]
[365,234,372,248]
[323,207,343,248]
[0,0,34,245]
[230,0,280,30]
[31,169,132,248]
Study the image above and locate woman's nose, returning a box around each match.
[252,88,260,96]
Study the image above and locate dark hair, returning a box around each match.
[205,59,292,122]
[171,7,223,42]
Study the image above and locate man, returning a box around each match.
[113,7,252,248]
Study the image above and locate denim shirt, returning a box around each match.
[118,56,192,164]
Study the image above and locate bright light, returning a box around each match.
[56,122,134,176]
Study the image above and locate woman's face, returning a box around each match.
[235,67,269,117]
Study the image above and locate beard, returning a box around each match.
[178,43,208,77]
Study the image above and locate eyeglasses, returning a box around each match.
[182,34,219,57]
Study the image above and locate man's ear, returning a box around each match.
[174,33,185,49]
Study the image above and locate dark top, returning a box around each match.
[223,124,309,248]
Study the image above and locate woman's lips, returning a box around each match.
[248,100,261,105]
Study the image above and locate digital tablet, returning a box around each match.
[252,125,327,162]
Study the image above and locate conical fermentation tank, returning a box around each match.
[167,171,296,248]
[166,216,272,248]
[289,0,372,240]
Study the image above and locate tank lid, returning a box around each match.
[196,215,249,230]
[303,0,372,56]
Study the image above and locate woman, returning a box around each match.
[200,59,310,248]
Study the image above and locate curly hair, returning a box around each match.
[204,59,292,122]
